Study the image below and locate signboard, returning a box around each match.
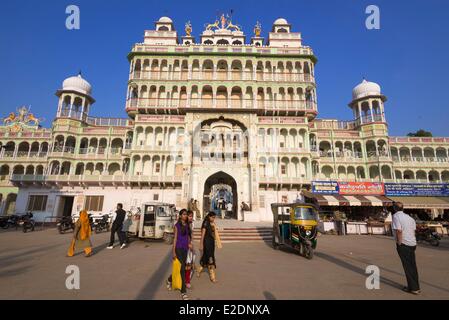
[384,183,449,197]
[312,181,339,195]
[338,182,385,195]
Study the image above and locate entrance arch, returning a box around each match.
[203,171,237,219]
[4,193,17,215]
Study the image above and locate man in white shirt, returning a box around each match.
[392,202,420,295]
[226,202,233,219]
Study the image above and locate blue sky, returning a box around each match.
[0,0,448,136]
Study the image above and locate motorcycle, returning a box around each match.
[2,215,21,230]
[21,212,35,233]
[57,216,75,234]
[416,226,441,247]
[94,214,110,233]
[0,216,8,229]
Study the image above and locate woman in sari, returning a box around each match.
[67,210,93,257]
[166,210,192,300]
[198,211,218,283]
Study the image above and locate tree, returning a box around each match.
[407,129,433,137]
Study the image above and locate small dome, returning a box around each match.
[62,74,92,96]
[158,16,173,23]
[274,18,288,25]
[352,79,381,100]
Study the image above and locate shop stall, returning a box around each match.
[303,186,393,236]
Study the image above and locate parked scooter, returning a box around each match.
[416,226,441,247]
[2,215,21,230]
[21,212,35,233]
[57,216,75,234]
[94,214,110,234]
[0,216,9,229]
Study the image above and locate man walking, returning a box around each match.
[392,202,420,295]
[107,203,127,250]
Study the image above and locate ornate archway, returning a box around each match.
[203,171,237,219]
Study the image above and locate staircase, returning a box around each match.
[193,227,273,243]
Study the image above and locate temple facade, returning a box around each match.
[1,16,449,222]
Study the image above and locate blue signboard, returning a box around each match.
[312,181,339,195]
[384,183,449,197]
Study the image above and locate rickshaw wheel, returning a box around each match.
[272,238,279,250]
[163,233,174,245]
[305,246,314,260]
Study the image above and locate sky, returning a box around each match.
[0,0,448,136]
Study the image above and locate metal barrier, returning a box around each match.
[42,216,59,230]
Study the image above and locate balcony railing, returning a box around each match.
[127,98,317,111]
[392,156,449,164]
[10,174,183,185]
[131,70,315,83]
[131,43,315,57]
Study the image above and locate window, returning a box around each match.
[27,195,48,211]
[84,196,104,212]
[281,165,286,175]
[153,194,159,201]
[155,163,161,173]
[294,207,318,221]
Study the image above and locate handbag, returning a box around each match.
[171,258,182,291]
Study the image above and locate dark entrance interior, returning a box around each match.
[59,196,74,217]
[203,171,237,219]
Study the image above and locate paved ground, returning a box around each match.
[0,227,448,300]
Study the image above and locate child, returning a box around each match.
[186,249,196,289]
[186,211,196,289]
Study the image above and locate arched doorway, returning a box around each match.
[203,172,237,219]
[4,193,17,215]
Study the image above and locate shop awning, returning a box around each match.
[303,191,392,207]
[388,197,449,209]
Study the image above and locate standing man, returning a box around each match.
[392,202,420,295]
[193,200,201,220]
[188,199,194,212]
[226,202,233,219]
[107,203,127,250]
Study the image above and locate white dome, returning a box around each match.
[352,79,381,100]
[274,18,288,25]
[158,16,173,23]
[62,74,92,96]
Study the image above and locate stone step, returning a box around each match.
[192,227,273,243]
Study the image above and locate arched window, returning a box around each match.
[217,39,229,45]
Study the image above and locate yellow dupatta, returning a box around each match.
[78,210,91,240]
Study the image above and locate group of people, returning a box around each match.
[166,209,221,300]
[67,203,129,258]
[66,203,221,301]
[65,200,420,297]
[216,198,233,220]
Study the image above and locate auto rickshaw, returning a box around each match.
[271,202,319,259]
[124,202,176,244]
